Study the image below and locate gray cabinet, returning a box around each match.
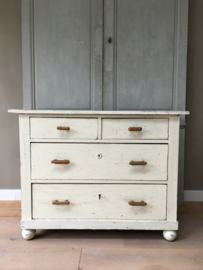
[21,0,188,203]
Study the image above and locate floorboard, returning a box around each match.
[0,202,203,269]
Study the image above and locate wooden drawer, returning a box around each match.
[102,118,168,140]
[31,143,168,181]
[32,184,167,220]
[30,118,98,139]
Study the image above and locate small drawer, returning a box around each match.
[102,118,168,140]
[31,143,168,181]
[30,117,98,139]
[32,184,167,220]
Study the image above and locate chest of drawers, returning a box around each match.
[9,110,189,241]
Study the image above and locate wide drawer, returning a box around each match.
[31,144,168,181]
[30,118,98,139]
[32,184,167,220]
[102,118,168,140]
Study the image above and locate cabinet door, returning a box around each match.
[103,0,188,111]
[22,0,103,110]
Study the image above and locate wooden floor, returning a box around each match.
[0,202,203,270]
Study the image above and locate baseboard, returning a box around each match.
[184,190,203,202]
[0,189,21,200]
[0,189,203,202]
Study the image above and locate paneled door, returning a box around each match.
[104,0,174,110]
[103,0,188,112]
[22,0,103,110]
[21,0,188,203]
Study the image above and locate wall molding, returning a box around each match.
[0,189,203,202]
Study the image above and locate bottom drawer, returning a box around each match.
[32,184,167,220]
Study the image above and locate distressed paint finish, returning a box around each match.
[102,118,169,140]
[8,110,189,115]
[22,0,103,110]
[102,0,188,113]
[19,115,32,220]
[103,0,175,110]
[167,116,180,221]
[32,184,167,220]
[31,143,168,181]
[9,110,187,240]
[30,117,98,139]
[34,0,103,110]
[21,220,178,231]
[117,0,174,110]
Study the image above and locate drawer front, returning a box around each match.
[102,118,168,140]
[31,144,168,181]
[32,184,167,220]
[30,118,98,139]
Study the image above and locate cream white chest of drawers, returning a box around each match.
[9,110,189,241]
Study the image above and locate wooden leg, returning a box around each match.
[22,229,36,240]
[163,230,177,241]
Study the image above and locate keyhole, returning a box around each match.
[99,194,101,200]
[108,37,112,44]
[97,153,102,159]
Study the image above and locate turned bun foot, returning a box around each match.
[163,230,177,241]
[22,229,36,240]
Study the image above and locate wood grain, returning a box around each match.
[0,201,21,217]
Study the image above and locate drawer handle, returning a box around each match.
[51,159,70,164]
[52,200,70,205]
[57,126,70,131]
[129,161,147,166]
[128,201,147,206]
[128,127,142,132]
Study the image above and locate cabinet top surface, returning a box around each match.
[8,110,189,116]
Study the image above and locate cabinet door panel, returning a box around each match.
[34,0,103,109]
[104,0,175,110]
